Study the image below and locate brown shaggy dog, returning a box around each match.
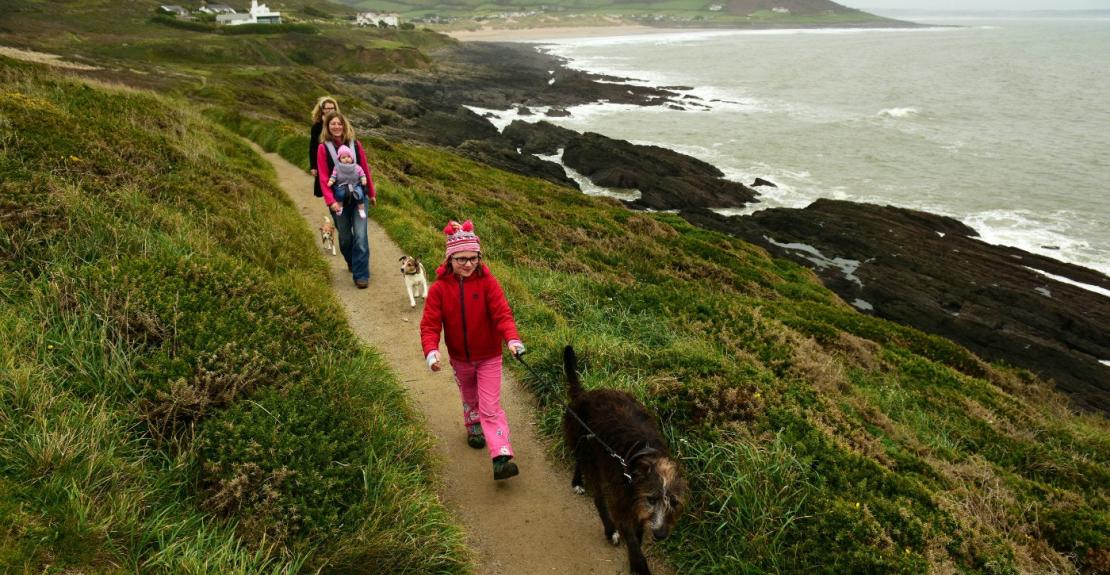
[562,346,686,575]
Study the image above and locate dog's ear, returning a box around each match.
[398,256,407,262]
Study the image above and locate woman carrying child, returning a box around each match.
[420,220,525,481]
[327,145,369,211]
[317,111,376,288]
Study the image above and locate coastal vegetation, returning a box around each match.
[2,4,1108,574]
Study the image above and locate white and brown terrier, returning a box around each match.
[563,345,687,575]
[399,255,428,307]
[319,216,337,256]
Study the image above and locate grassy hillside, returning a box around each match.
[0,0,453,121]
[230,111,1110,574]
[0,58,470,573]
[340,0,903,27]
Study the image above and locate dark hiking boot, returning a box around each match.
[355,279,368,289]
[466,424,485,449]
[492,455,518,481]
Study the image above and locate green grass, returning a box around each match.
[0,58,470,574]
[234,112,1109,574]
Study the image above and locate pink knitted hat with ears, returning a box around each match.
[337,145,354,160]
[444,220,481,258]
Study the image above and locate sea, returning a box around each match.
[473,16,1110,277]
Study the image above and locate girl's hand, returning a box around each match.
[369,196,377,207]
[329,202,342,214]
[427,351,441,372]
[310,169,317,177]
[509,341,526,357]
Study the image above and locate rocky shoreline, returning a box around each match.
[355,40,1110,413]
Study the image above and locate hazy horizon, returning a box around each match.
[849,1,1109,11]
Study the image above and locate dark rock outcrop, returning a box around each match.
[408,107,500,148]
[752,177,778,188]
[683,199,1110,413]
[502,120,575,155]
[561,132,758,210]
[455,139,576,188]
[502,121,759,210]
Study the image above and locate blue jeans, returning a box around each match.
[331,198,369,281]
[332,183,365,203]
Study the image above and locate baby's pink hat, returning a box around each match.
[444,220,481,257]
[337,145,354,160]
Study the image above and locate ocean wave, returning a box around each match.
[1024,266,1110,298]
[962,209,1110,276]
[537,45,765,114]
[534,27,950,49]
[878,107,920,118]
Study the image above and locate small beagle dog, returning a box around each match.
[320,216,337,256]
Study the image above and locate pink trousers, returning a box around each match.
[450,355,514,459]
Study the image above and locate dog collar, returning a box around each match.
[627,446,658,465]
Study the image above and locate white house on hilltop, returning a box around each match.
[198,3,237,15]
[217,0,281,25]
[159,5,190,17]
[357,11,401,27]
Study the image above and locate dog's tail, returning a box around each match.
[564,345,584,400]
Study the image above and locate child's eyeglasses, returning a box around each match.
[451,255,481,265]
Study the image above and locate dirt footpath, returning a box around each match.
[256,144,670,575]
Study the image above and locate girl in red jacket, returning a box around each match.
[421,220,525,481]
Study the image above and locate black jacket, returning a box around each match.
[309,121,324,197]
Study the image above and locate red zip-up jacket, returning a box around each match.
[420,263,520,362]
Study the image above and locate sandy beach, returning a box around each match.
[445,25,689,42]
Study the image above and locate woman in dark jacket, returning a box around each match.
[308,96,339,197]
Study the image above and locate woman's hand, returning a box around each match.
[369,196,377,207]
[329,202,342,214]
[310,168,317,177]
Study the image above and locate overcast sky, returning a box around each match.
[849,0,1109,10]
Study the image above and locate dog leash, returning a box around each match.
[514,350,649,484]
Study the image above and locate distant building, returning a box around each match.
[772,6,790,13]
[217,12,251,24]
[159,5,190,17]
[707,4,723,11]
[357,11,401,27]
[198,3,236,15]
[218,0,281,25]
